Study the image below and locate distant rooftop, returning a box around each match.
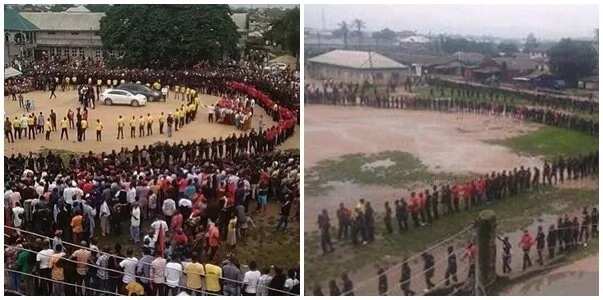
[20,11,105,31]
[309,50,408,70]
[65,5,90,13]
[4,6,39,31]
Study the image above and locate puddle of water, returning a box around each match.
[501,255,598,296]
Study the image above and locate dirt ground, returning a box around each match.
[4,89,299,155]
[304,105,543,231]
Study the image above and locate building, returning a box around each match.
[578,76,598,90]
[307,49,409,85]
[20,10,105,59]
[231,12,249,48]
[4,6,38,67]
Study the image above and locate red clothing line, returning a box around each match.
[228,81,297,133]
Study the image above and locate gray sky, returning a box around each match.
[305,5,598,40]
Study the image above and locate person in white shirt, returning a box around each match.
[12,202,25,228]
[127,187,136,204]
[130,203,141,243]
[162,198,176,217]
[165,259,183,295]
[99,200,111,236]
[119,249,139,285]
[37,244,55,294]
[178,198,192,209]
[242,261,261,296]
[256,268,273,296]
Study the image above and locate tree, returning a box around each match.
[497,42,519,56]
[49,4,74,12]
[549,38,597,87]
[264,7,299,57]
[332,21,350,49]
[352,18,365,37]
[85,4,112,13]
[99,5,240,69]
[523,33,538,53]
[372,28,397,41]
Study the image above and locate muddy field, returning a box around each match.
[4,89,299,155]
[305,105,543,231]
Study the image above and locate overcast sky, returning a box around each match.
[305,5,598,40]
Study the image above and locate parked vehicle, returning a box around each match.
[117,83,162,101]
[100,89,147,107]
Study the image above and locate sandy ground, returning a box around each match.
[304,105,543,231]
[4,89,299,154]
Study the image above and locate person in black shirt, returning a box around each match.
[328,279,341,296]
[423,252,435,289]
[341,272,354,296]
[444,246,458,286]
[498,235,512,273]
[546,224,557,259]
[400,260,414,296]
[536,226,546,265]
[377,267,388,296]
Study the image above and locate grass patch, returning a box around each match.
[305,151,464,197]
[304,186,597,285]
[491,126,598,159]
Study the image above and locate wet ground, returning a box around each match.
[305,105,542,231]
[501,254,598,296]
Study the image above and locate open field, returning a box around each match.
[4,89,299,155]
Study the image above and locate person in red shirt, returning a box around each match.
[451,185,461,212]
[519,230,534,270]
[172,228,188,246]
[206,222,220,260]
[418,192,427,223]
[170,211,183,232]
[408,192,420,227]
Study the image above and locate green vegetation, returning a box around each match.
[305,151,464,196]
[491,126,598,159]
[305,187,597,284]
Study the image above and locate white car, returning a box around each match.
[100,89,147,107]
[264,62,288,71]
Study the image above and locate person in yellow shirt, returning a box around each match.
[44,118,52,141]
[174,109,180,131]
[80,119,88,141]
[184,255,205,295]
[205,262,222,295]
[188,102,197,122]
[179,105,185,127]
[146,113,154,136]
[130,115,137,138]
[13,116,21,140]
[159,112,165,135]
[27,113,36,140]
[180,86,186,101]
[117,115,125,139]
[138,115,145,137]
[96,119,103,142]
[60,117,69,140]
[126,279,145,296]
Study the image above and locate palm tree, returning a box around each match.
[352,18,365,36]
[337,21,350,49]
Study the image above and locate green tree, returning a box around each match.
[264,7,299,57]
[85,4,112,13]
[372,28,397,41]
[352,18,365,37]
[549,38,597,87]
[523,33,538,53]
[99,4,240,69]
[333,21,350,49]
[49,4,74,12]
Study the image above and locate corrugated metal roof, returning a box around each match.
[21,12,105,31]
[65,5,91,13]
[308,50,407,70]
[4,7,39,31]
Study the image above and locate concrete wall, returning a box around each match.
[307,62,408,85]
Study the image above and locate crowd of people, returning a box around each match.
[316,150,597,253]
[314,204,597,296]
[305,82,598,137]
[4,139,300,295]
[4,56,301,296]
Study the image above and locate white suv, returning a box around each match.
[100,89,147,107]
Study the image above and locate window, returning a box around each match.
[71,48,77,56]
[71,32,79,35]
[95,48,102,58]
[375,72,384,80]
[79,48,84,57]
[49,48,55,56]
[47,31,56,35]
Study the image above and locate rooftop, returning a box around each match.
[20,11,105,31]
[308,50,407,70]
[4,7,39,31]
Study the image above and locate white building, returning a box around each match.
[20,10,105,59]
